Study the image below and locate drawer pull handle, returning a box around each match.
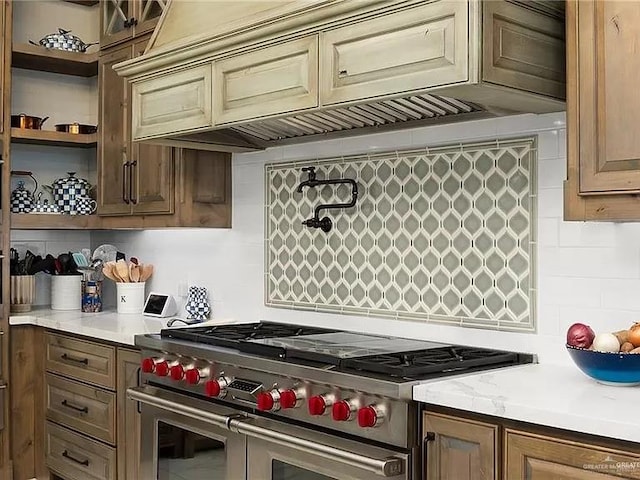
[61,399,89,414]
[61,353,89,365]
[62,450,90,467]
[338,69,348,77]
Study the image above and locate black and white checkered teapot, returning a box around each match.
[48,172,92,215]
[10,171,38,213]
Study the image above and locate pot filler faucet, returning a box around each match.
[296,166,358,233]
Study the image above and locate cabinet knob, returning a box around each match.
[425,432,436,442]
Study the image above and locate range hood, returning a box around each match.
[114,0,565,152]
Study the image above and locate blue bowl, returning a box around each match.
[566,345,640,386]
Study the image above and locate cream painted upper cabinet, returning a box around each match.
[132,64,213,140]
[319,1,469,106]
[213,36,319,125]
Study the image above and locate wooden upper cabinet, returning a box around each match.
[100,0,166,50]
[98,43,132,216]
[99,38,173,217]
[0,1,5,135]
[564,0,640,221]
[320,1,468,105]
[505,429,640,480]
[576,0,640,194]
[213,36,319,125]
[423,412,497,480]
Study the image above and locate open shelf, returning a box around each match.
[11,128,97,148]
[11,213,102,230]
[12,43,98,77]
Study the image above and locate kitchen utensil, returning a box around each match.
[92,244,118,263]
[55,123,98,134]
[129,262,141,283]
[11,114,49,129]
[76,195,97,215]
[139,263,154,282]
[30,28,97,53]
[116,251,126,262]
[45,172,92,215]
[72,252,89,267]
[115,259,130,282]
[10,171,38,213]
[10,248,19,275]
[102,262,119,282]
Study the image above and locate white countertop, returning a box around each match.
[413,363,639,444]
[9,307,237,346]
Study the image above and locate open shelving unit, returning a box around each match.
[11,213,102,229]
[12,43,98,77]
[11,128,97,147]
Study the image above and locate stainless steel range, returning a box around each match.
[131,322,533,480]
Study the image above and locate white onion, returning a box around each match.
[592,333,620,353]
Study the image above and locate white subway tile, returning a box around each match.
[537,218,559,247]
[537,188,564,218]
[539,276,602,308]
[537,130,560,160]
[537,158,566,189]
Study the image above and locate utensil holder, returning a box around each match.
[116,282,145,314]
[10,275,36,313]
[51,275,82,310]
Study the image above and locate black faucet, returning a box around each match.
[296,166,358,233]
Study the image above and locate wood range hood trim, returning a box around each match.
[114,0,566,153]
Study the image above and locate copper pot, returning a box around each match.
[55,123,97,134]
[11,114,49,129]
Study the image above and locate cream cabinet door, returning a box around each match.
[131,64,213,140]
[213,36,318,125]
[320,1,469,105]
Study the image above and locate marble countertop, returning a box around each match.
[413,363,639,444]
[9,307,237,346]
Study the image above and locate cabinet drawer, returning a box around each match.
[46,422,116,480]
[214,35,318,124]
[46,373,116,445]
[46,333,116,389]
[132,64,213,140]
[320,1,469,105]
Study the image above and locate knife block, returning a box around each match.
[10,275,36,313]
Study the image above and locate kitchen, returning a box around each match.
[1,2,640,478]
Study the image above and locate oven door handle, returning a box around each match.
[228,417,404,477]
[127,387,230,429]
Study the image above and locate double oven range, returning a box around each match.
[132,322,533,480]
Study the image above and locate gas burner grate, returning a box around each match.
[161,322,336,353]
[341,347,526,378]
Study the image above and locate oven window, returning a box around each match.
[273,460,338,480]
[157,422,227,480]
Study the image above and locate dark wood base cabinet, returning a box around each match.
[424,409,640,480]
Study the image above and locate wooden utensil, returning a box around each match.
[115,259,130,282]
[103,262,120,282]
[139,264,154,282]
[129,262,141,283]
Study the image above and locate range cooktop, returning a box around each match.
[161,322,534,381]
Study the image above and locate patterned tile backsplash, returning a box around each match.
[265,137,537,331]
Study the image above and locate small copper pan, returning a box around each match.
[11,114,49,129]
[55,123,98,134]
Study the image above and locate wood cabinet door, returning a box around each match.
[98,44,133,216]
[320,1,468,105]
[101,0,134,49]
[133,0,167,38]
[577,0,640,194]
[117,349,141,480]
[0,1,4,135]
[424,412,497,480]
[505,429,640,480]
[130,39,174,215]
[213,35,319,124]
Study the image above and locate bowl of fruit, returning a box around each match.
[566,322,640,386]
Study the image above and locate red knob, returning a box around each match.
[332,401,352,421]
[141,357,156,373]
[205,379,221,397]
[279,390,298,409]
[308,396,327,416]
[170,364,185,381]
[155,360,170,377]
[256,392,275,411]
[185,368,201,385]
[357,406,379,428]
